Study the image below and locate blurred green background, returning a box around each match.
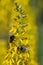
[29,0,43,65]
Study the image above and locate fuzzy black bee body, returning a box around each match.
[17,46,27,52]
[10,35,15,43]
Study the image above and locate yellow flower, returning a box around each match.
[2,0,38,65]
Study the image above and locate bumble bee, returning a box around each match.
[17,46,28,53]
[9,35,15,43]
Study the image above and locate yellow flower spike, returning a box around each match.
[2,0,38,65]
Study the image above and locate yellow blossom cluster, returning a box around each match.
[1,0,38,65]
